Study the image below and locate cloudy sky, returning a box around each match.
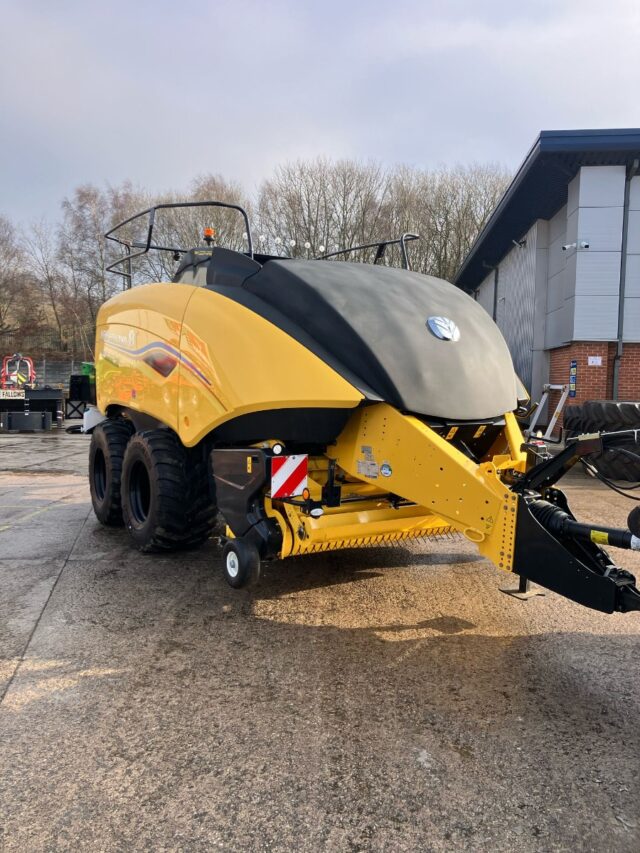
[1,0,639,222]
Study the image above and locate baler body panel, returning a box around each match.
[96,283,192,432]
[96,281,363,445]
[177,287,363,446]
[240,259,519,420]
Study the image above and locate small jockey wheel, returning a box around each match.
[222,538,261,588]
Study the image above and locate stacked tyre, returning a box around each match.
[89,419,217,551]
[563,400,640,482]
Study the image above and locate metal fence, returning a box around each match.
[34,358,87,388]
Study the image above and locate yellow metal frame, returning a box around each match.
[265,499,456,557]
[262,404,527,572]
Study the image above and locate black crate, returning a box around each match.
[0,410,53,432]
[69,374,95,404]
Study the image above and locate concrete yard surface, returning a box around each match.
[1,430,640,851]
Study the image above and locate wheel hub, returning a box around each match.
[226,551,239,578]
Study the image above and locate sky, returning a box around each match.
[1,0,639,223]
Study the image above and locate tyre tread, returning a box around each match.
[89,418,134,526]
[564,400,640,482]
[122,429,216,552]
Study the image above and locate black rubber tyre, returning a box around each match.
[628,506,640,537]
[564,400,640,482]
[222,539,261,589]
[121,429,217,552]
[89,418,134,526]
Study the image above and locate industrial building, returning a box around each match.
[455,129,640,417]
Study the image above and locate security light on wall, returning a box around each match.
[562,241,590,251]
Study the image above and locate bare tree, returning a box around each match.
[57,185,122,320]
[1,156,510,360]
[256,158,392,258]
[0,216,23,334]
[20,219,69,337]
[255,157,509,276]
[387,163,510,281]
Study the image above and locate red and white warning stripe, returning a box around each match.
[271,454,308,499]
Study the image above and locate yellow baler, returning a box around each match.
[87,201,640,613]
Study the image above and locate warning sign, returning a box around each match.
[271,454,308,498]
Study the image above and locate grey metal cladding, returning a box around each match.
[495,229,537,389]
[476,273,495,314]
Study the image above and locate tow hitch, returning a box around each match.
[512,431,640,613]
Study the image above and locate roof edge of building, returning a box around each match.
[454,128,640,291]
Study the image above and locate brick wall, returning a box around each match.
[547,342,640,428]
[618,344,640,400]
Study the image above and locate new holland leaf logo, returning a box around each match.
[426,316,460,341]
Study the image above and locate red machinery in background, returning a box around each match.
[1,353,36,390]
[0,353,59,431]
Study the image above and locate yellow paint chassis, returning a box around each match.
[257,405,525,569]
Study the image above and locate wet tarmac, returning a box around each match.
[1,429,639,851]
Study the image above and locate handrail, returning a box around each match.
[318,233,420,270]
[104,200,253,288]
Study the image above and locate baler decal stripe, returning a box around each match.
[104,340,212,387]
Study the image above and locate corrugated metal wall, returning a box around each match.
[497,224,537,388]
[464,167,640,403]
[476,271,494,314]
[473,232,537,390]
